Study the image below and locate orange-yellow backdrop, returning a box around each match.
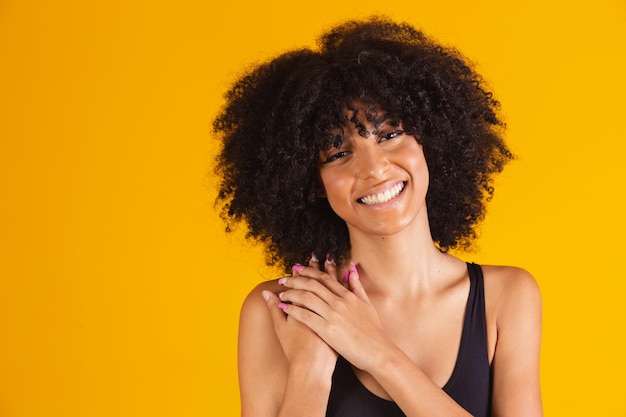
[1,1,625,416]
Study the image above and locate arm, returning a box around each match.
[366,267,543,417]
[279,265,473,417]
[277,265,543,417]
[487,267,543,417]
[238,278,337,417]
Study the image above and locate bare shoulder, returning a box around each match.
[240,279,284,318]
[239,278,287,354]
[480,264,542,325]
[481,264,541,300]
[238,279,289,417]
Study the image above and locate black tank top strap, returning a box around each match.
[442,262,491,416]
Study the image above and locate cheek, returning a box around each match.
[319,170,345,199]
[415,158,429,192]
[399,144,430,194]
[412,154,429,181]
[319,168,354,214]
[409,144,428,176]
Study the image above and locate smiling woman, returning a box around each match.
[212,16,542,417]
[318,107,429,237]
[213,17,512,271]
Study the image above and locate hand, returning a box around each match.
[277,260,394,372]
[262,256,338,372]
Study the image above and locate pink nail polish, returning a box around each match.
[343,269,350,282]
[278,303,288,311]
[350,262,360,280]
[325,253,334,264]
[292,265,305,272]
[310,252,319,263]
[278,277,288,285]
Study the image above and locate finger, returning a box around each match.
[323,254,344,286]
[262,290,287,332]
[347,262,370,302]
[279,274,347,300]
[307,252,321,270]
[291,263,304,277]
[292,260,348,293]
[278,288,333,318]
[278,275,333,302]
[296,257,354,295]
[291,264,327,280]
[277,301,325,333]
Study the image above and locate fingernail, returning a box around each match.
[278,303,288,311]
[310,252,319,263]
[278,291,284,300]
[343,269,350,282]
[292,265,305,273]
[325,253,334,264]
[350,262,360,280]
[278,277,288,285]
[262,290,271,301]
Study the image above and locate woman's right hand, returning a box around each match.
[237,255,340,416]
[262,255,338,370]
[239,256,339,417]
[263,291,338,368]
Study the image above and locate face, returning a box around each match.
[318,105,429,237]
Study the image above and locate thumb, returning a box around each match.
[347,263,370,302]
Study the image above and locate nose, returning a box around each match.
[355,143,390,180]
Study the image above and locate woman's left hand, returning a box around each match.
[278,259,393,373]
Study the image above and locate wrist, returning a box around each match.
[278,360,334,417]
[282,359,334,409]
[288,355,336,383]
[363,340,406,375]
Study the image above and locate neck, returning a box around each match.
[346,214,458,298]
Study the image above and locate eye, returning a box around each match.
[323,150,351,163]
[379,130,404,142]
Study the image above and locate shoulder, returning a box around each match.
[479,265,543,415]
[480,264,542,329]
[241,279,284,316]
[239,279,285,342]
[481,265,541,302]
[238,279,289,416]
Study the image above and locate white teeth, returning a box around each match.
[359,182,405,205]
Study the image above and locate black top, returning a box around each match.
[326,263,491,417]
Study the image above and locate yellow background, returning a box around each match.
[1,0,625,415]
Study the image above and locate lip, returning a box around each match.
[357,181,406,206]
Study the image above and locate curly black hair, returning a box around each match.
[213,16,512,272]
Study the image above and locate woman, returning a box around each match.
[213,17,542,417]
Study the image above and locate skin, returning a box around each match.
[237,105,543,417]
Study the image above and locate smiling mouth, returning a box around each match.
[358,182,406,205]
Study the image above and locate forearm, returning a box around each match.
[370,346,472,417]
[277,360,334,417]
